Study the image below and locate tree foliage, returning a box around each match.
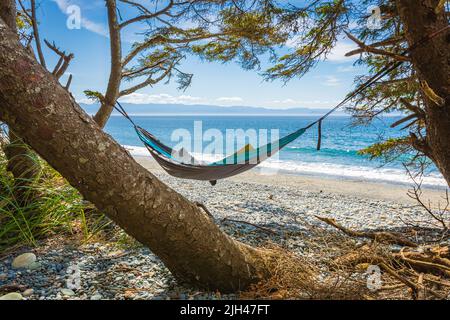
[91,0,293,127]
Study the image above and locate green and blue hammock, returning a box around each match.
[133,120,307,185]
[114,58,402,185]
[116,100,310,185]
[114,26,448,185]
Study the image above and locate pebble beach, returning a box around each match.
[0,156,447,300]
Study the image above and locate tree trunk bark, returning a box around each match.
[0,18,276,292]
[92,0,122,128]
[397,0,450,186]
[1,0,40,196]
[0,0,17,34]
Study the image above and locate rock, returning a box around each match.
[123,290,136,299]
[7,271,16,280]
[60,288,75,296]
[0,292,24,300]
[12,253,36,269]
[55,264,64,272]
[179,293,187,300]
[23,289,34,297]
[90,294,102,300]
[169,291,179,299]
[28,261,42,270]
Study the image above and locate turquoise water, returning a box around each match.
[104,115,445,187]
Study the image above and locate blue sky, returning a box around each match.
[33,0,367,109]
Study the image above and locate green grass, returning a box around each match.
[0,145,111,251]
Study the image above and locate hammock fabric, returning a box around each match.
[135,125,306,185]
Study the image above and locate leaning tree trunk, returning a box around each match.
[0,18,277,292]
[397,0,450,186]
[1,0,40,196]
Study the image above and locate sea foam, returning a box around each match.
[124,145,446,188]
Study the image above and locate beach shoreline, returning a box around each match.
[133,155,447,205]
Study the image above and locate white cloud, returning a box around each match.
[286,37,356,62]
[52,0,108,37]
[119,93,207,105]
[215,97,243,103]
[120,93,246,106]
[323,75,341,86]
[325,41,356,62]
[271,98,297,104]
[286,32,357,63]
[285,35,301,48]
[76,93,207,105]
[79,17,108,37]
[348,20,361,30]
[337,65,355,72]
[76,97,95,104]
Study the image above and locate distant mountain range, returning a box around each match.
[80,103,347,116]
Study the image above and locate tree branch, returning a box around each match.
[345,32,410,62]
[409,133,433,160]
[52,55,64,75]
[44,39,74,79]
[435,0,447,14]
[315,215,418,247]
[399,98,426,118]
[376,77,413,85]
[122,58,169,78]
[93,0,123,128]
[368,36,405,48]
[65,73,73,90]
[16,0,31,20]
[118,0,175,29]
[122,32,227,66]
[119,63,176,97]
[390,114,418,128]
[406,170,449,232]
[30,0,46,68]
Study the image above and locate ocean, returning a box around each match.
[104,115,446,188]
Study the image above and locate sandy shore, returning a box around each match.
[134,155,446,205]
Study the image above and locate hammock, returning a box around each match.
[116,53,398,185]
[114,26,448,185]
[134,123,307,185]
[115,60,407,186]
